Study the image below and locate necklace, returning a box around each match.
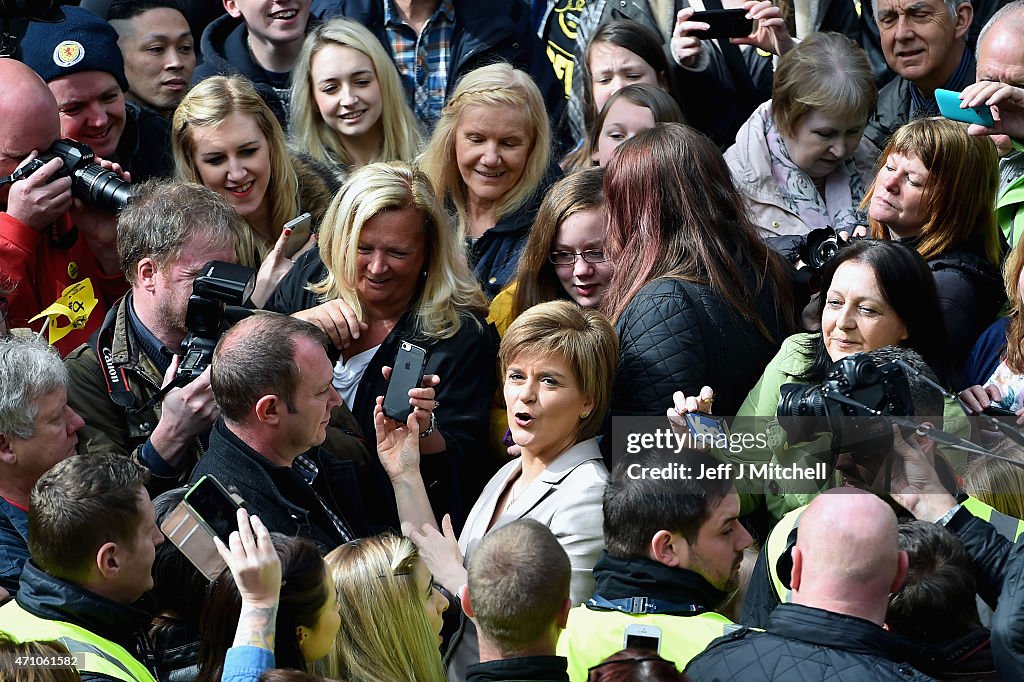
[505,477,522,510]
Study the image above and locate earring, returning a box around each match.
[581,412,590,419]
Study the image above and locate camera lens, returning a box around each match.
[71,164,133,212]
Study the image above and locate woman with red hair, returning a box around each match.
[602,123,794,418]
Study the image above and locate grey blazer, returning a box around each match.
[445,438,608,682]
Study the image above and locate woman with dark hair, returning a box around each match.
[591,84,684,167]
[197,532,338,682]
[676,239,955,521]
[866,116,1005,372]
[150,488,209,682]
[563,20,671,172]
[603,123,794,419]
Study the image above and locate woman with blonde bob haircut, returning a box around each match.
[172,76,338,271]
[290,19,422,172]
[420,62,557,299]
[374,299,615,678]
[866,116,1005,369]
[268,162,496,531]
[323,534,447,682]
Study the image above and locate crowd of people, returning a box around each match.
[2,0,1024,680]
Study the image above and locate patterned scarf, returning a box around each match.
[763,110,867,233]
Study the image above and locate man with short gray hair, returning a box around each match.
[65,178,241,491]
[462,519,573,682]
[863,0,975,159]
[0,336,84,596]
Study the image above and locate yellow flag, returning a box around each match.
[28,279,98,345]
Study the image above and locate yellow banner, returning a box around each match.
[28,279,98,344]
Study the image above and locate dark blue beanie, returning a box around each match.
[21,6,129,91]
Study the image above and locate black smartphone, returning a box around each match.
[383,341,428,422]
[183,474,241,544]
[690,8,754,39]
[984,405,1017,417]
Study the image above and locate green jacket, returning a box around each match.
[998,140,1024,249]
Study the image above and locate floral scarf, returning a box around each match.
[764,112,867,233]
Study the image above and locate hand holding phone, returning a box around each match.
[184,474,242,544]
[282,212,313,259]
[383,341,428,422]
[935,88,995,127]
[689,8,754,39]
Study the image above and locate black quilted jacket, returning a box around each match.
[685,603,938,681]
[611,277,788,419]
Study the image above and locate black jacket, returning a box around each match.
[311,0,563,127]
[116,101,174,182]
[611,276,788,420]
[927,246,1006,380]
[189,418,368,551]
[862,50,977,163]
[193,14,293,128]
[466,656,569,682]
[267,249,499,532]
[469,164,561,300]
[14,560,159,682]
[686,603,937,681]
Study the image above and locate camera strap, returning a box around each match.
[0,159,43,187]
[94,306,142,413]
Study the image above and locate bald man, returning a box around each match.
[686,491,935,681]
[0,59,127,355]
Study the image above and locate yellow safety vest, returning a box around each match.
[767,496,1024,603]
[0,599,157,682]
[556,604,736,682]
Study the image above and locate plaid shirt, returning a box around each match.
[294,453,355,543]
[384,0,455,128]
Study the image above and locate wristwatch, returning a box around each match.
[419,412,436,439]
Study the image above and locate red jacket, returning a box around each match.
[0,211,127,355]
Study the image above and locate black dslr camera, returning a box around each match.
[777,353,914,459]
[14,139,133,211]
[177,261,255,383]
[1,0,64,58]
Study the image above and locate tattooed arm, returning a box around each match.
[214,509,283,652]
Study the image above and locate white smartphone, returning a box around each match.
[622,623,662,653]
[283,212,312,258]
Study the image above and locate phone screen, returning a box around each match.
[184,476,240,543]
[383,341,427,421]
[625,634,661,652]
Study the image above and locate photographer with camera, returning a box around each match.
[20,6,175,182]
[673,240,958,524]
[64,179,242,490]
[0,58,129,356]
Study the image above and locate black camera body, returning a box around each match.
[777,353,914,459]
[18,139,133,212]
[177,261,255,383]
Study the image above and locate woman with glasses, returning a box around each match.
[488,167,609,336]
[487,168,609,455]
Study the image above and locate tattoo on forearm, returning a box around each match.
[233,604,278,650]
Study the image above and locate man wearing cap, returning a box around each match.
[21,6,174,181]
